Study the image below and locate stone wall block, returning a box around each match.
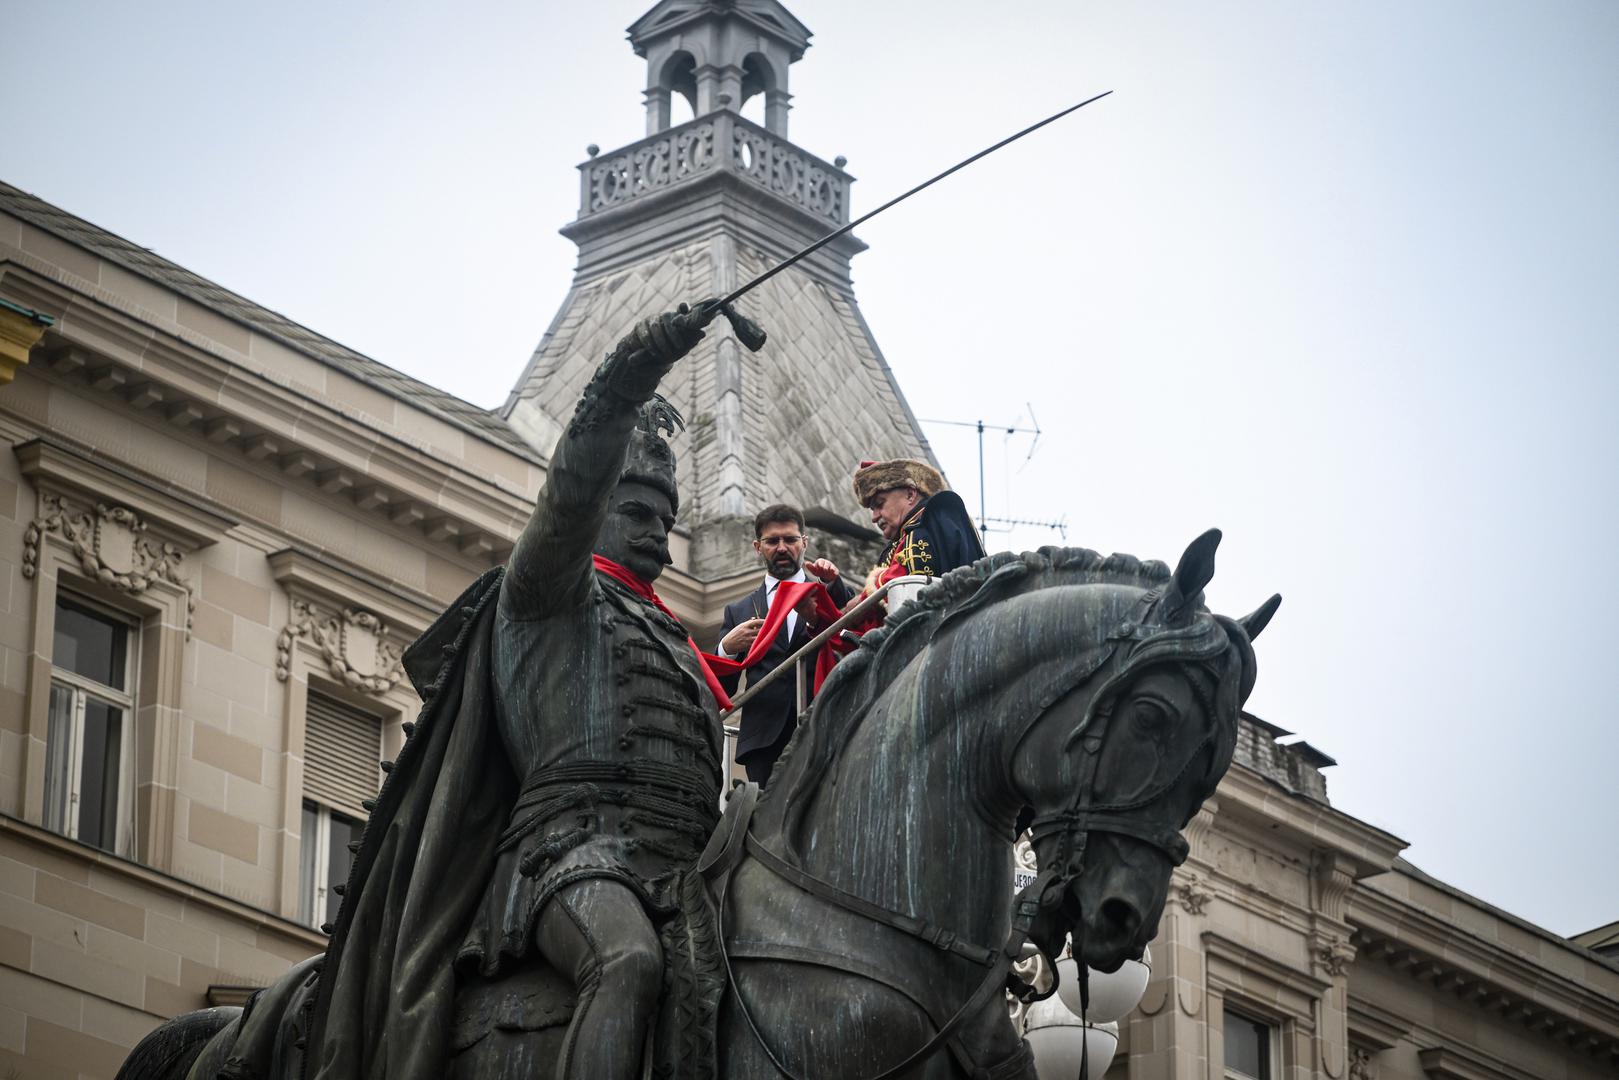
[190,599,234,650]
[201,563,272,625]
[82,923,181,984]
[191,722,264,784]
[33,873,145,940]
[28,1014,140,1078]
[143,971,205,1018]
[187,801,259,864]
[30,938,145,1009]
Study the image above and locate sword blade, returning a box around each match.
[714,90,1114,311]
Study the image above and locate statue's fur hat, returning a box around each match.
[852,457,946,508]
[620,396,682,510]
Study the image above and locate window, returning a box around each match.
[298,800,361,928]
[44,596,136,855]
[298,689,382,929]
[1224,1008,1275,1080]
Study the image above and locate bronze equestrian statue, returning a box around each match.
[115,305,1280,1080]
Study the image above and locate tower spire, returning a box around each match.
[628,0,811,137]
[504,1,934,580]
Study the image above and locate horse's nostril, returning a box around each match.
[1101,896,1141,937]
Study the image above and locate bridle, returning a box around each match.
[1024,659,1224,882]
[710,622,1227,1080]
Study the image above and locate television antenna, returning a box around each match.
[918,407,1067,538]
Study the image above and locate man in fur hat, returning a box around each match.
[854,457,986,585]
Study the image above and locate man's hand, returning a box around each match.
[720,617,765,657]
[805,558,840,583]
[794,593,821,630]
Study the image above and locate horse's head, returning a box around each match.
[999,530,1279,972]
[771,530,1276,976]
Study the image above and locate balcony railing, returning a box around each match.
[578,112,851,228]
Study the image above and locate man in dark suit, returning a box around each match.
[714,504,856,787]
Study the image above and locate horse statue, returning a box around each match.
[116,529,1277,1080]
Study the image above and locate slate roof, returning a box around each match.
[0,180,539,462]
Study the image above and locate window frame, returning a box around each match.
[44,591,139,857]
[297,798,363,930]
[1222,1004,1280,1080]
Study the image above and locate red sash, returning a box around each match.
[592,555,735,710]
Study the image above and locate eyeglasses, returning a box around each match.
[756,535,805,548]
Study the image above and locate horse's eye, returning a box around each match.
[1131,699,1170,733]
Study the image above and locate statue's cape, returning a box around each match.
[306,565,520,1080]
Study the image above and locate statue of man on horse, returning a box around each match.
[116,303,1281,1080]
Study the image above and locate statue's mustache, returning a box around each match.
[628,537,673,564]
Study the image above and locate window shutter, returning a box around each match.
[303,691,381,821]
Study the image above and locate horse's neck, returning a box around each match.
[782,658,1013,940]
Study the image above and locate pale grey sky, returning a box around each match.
[3,1,1615,935]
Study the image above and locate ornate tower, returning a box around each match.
[503,0,933,579]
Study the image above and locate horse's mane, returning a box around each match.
[773,546,1173,820]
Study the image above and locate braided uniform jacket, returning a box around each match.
[457,324,722,976]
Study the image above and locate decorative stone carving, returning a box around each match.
[1313,932,1357,979]
[1313,851,1357,922]
[1348,1045,1377,1080]
[276,598,404,694]
[23,493,195,636]
[1172,870,1213,915]
[576,113,848,227]
[585,122,717,214]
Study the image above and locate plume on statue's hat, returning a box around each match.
[852,457,946,508]
[621,394,683,509]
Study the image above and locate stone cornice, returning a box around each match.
[1204,929,1332,1019]
[1416,1045,1534,1080]
[1350,882,1619,1064]
[0,260,530,563]
[267,546,439,635]
[1214,762,1407,878]
[1347,998,1413,1050]
[14,435,237,548]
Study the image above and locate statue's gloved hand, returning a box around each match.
[634,301,718,364]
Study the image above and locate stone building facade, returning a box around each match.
[0,2,1614,1078]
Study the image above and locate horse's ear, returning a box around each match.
[1164,528,1221,622]
[1238,594,1282,641]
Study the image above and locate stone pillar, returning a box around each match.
[1309,852,1358,1080]
[1131,801,1219,1079]
[708,232,746,519]
[695,64,721,115]
[764,88,792,136]
[696,64,745,115]
[0,300,52,385]
[644,85,672,135]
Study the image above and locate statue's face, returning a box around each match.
[596,481,676,583]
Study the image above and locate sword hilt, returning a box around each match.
[688,299,768,353]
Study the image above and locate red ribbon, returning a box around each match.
[701,577,854,697]
[592,555,735,710]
